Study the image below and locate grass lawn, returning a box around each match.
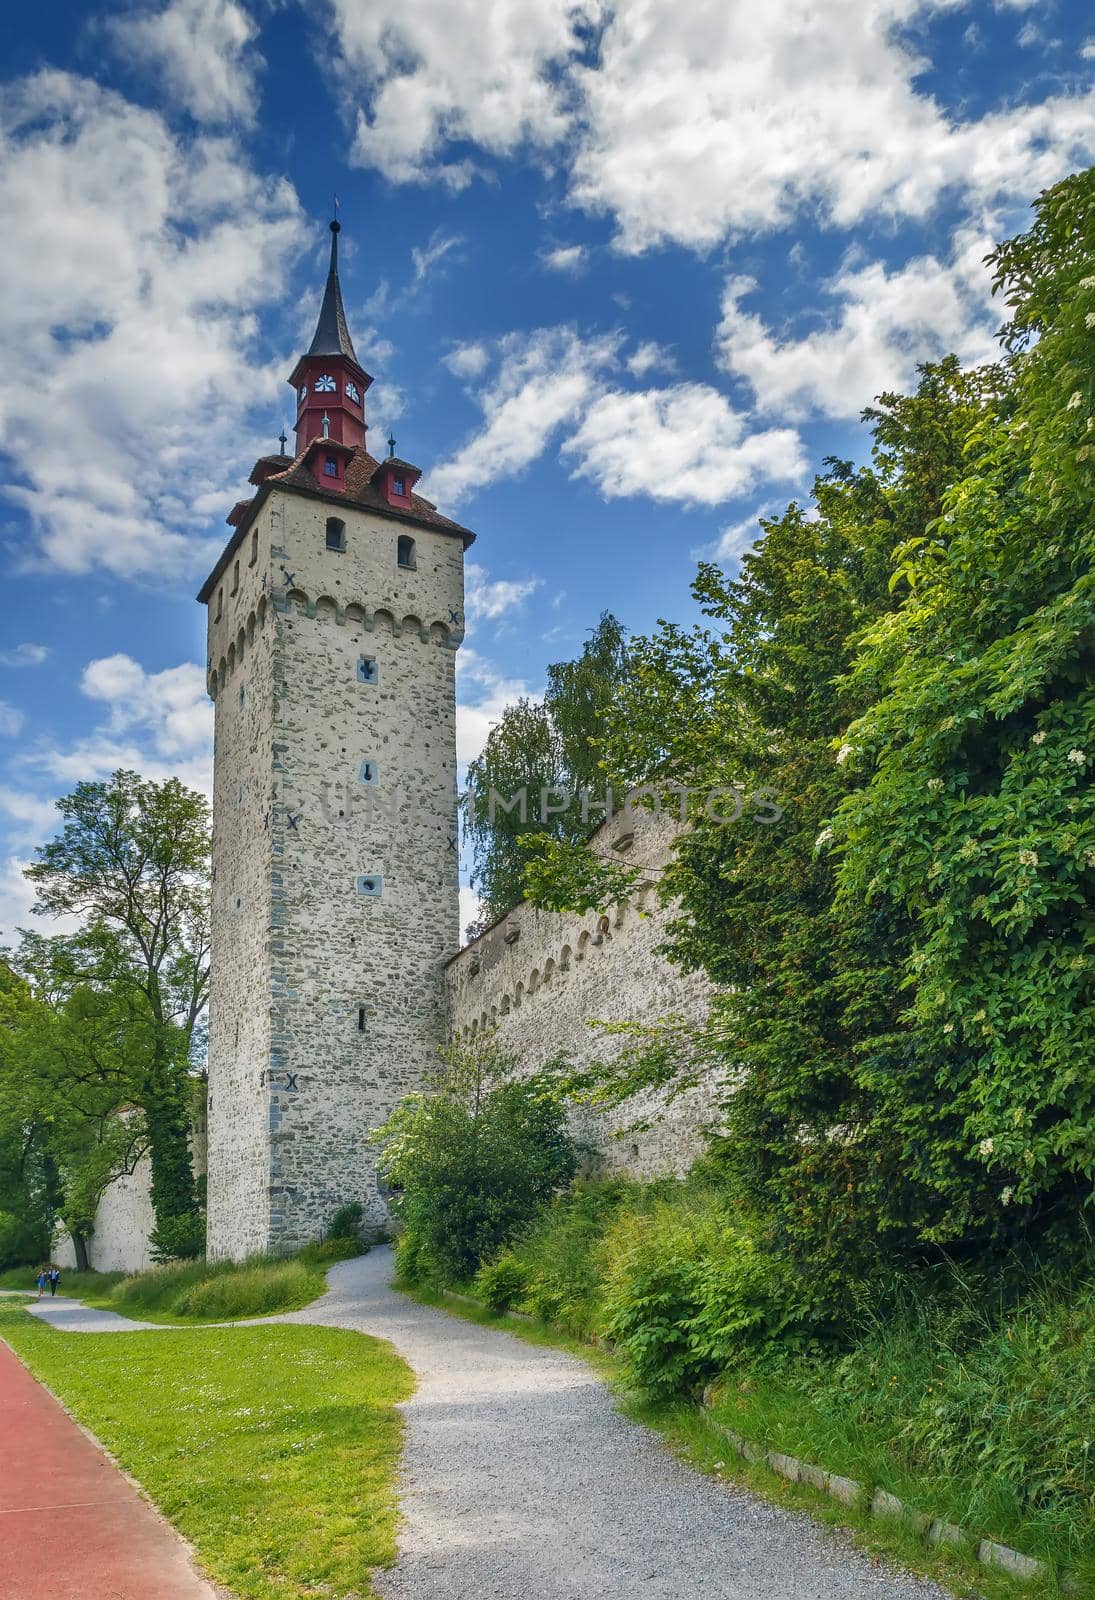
[0,1301,413,1600]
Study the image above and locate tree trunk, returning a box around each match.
[71,1231,90,1272]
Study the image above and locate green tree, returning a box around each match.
[833,167,1095,1240]
[0,959,147,1269]
[463,614,630,929]
[372,1039,577,1284]
[22,770,211,1253]
[526,358,1005,1282]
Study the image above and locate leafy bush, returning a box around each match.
[474,1252,528,1312]
[149,1209,205,1263]
[0,1209,50,1271]
[326,1201,365,1242]
[601,1197,827,1398]
[373,1041,577,1285]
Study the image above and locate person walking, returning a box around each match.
[48,1266,60,1297]
[36,1268,47,1298]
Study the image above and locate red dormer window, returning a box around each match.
[324,456,339,478]
[392,476,405,496]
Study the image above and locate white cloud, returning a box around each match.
[444,342,491,381]
[716,228,1001,420]
[572,1,1095,252]
[465,563,542,622]
[0,643,49,667]
[412,228,464,285]
[564,383,805,505]
[0,703,25,737]
[325,0,603,187]
[117,0,261,125]
[458,883,484,943]
[704,506,774,563]
[0,787,63,850]
[1082,39,1095,60]
[455,648,537,768]
[429,325,802,512]
[324,0,1095,256]
[626,341,674,378]
[0,71,306,581]
[542,244,587,273]
[426,326,619,505]
[80,653,213,767]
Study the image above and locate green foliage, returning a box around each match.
[525,170,1095,1273]
[474,1251,529,1312]
[710,1269,1095,1578]
[831,169,1095,1239]
[373,1039,577,1284]
[463,614,631,929]
[600,1191,829,1398]
[326,1200,365,1241]
[8,770,212,1248]
[0,1208,50,1269]
[149,1209,205,1262]
[0,1301,412,1600]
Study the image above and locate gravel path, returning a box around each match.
[26,1251,948,1599]
[289,1251,946,1600]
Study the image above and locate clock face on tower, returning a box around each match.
[315,374,336,392]
[299,384,307,404]
[345,381,360,403]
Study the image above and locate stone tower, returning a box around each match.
[198,222,473,1259]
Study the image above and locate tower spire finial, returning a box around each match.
[329,217,340,272]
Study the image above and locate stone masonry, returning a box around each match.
[445,806,720,1175]
[203,490,464,1257]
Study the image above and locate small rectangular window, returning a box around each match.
[357,1006,367,1032]
[249,529,258,565]
[356,873,383,898]
[215,586,223,621]
[326,518,345,550]
[393,476,405,496]
[231,559,240,595]
[357,655,379,684]
[324,457,339,478]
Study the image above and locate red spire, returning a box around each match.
[288,221,372,455]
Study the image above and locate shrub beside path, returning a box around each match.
[22,1250,949,1599]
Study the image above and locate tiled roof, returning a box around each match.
[196,442,474,603]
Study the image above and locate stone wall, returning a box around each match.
[204,487,464,1258]
[54,1156,157,1275]
[445,808,720,1175]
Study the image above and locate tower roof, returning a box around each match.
[307,221,358,363]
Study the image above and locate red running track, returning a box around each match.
[0,1338,218,1599]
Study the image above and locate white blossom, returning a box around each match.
[1031,730,1047,745]
[979,1137,995,1157]
[1018,849,1039,867]
[836,743,854,766]
[927,777,943,792]
[1001,1186,1014,1206]
[1068,391,1084,409]
[814,826,834,853]
[1068,749,1086,766]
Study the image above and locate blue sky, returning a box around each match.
[0,0,1092,939]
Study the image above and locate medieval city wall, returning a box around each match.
[53,1156,157,1275]
[445,808,720,1175]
